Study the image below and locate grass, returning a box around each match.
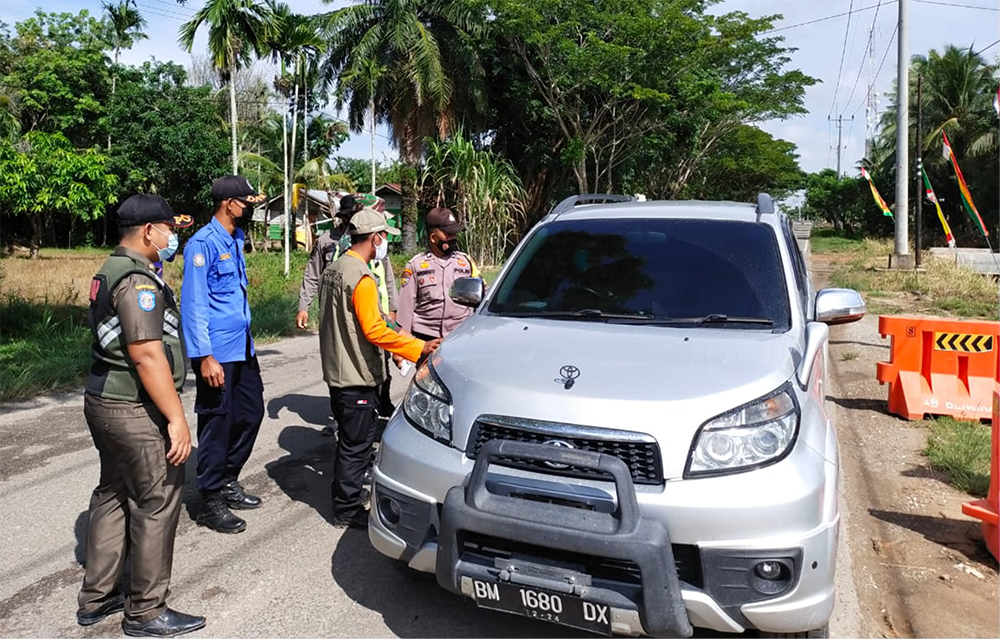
[810,227,866,254]
[840,351,859,362]
[820,234,999,320]
[924,417,993,497]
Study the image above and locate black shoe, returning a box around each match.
[122,608,206,637]
[77,593,125,626]
[196,492,246,534]
[332,508,369,529]
[221,479,262,510]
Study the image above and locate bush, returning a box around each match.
[925,417,992,497]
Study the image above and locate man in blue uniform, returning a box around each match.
[181,176,267,534]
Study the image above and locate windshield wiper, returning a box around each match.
[503,309,655,321]
[648,314,774,326]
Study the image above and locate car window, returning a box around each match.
[780,217,809,316]
[489,218,791,330]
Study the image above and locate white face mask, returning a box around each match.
[374,233,388,261]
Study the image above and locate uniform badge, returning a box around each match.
[458,259,468,267]
[192,253,206,268]
[220,253,232,261]
[137,291,156,312]
[400,268,413,287]
[89,278,101,302]
[419,262,429,269]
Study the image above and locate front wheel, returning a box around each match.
[759,623,829,639]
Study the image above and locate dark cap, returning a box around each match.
[211,175,266,204]
[117,194,193,228]
[426,207,463,235]
[336,194,359,217]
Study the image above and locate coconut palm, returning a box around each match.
[178,0,275,174]
[317,0,487,252]
[104,1,147,150]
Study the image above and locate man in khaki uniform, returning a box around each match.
[318,208,440,528]
[79,194,205,637]
[397,207,480,340]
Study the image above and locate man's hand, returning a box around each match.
[166,418,192,465]
[392,354,404,368]
[296,310,310,330]
[389,311,398,323]
[420,339,442,357]
[200,355,225,388]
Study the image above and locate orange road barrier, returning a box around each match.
[961,358,999,562]
[876,315,998,421]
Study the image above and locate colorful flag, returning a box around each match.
[942,131,989,238]
[860,167,893,217]
[994,85,999,118]
[921,168,956,248]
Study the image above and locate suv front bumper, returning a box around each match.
[370,417,838,636]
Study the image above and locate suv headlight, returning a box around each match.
[402,360,452,443]
[686,384,799,477]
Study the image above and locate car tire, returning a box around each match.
[759,624,829,639]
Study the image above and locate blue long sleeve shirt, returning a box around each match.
[180,217,254,363]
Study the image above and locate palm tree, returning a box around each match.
[179,0,275,174]
[104,1,147,149]
[317,0,487,252]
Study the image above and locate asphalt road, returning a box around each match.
[1,241,864,638]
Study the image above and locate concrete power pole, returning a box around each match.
[829,115,854,178]
[892,0,911,268]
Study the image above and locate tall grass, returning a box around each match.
[827,237,998,319]
[925,417,992,497]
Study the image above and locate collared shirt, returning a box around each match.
[397,251,479,339]
[180,217,254,363]
[296,229,397,313]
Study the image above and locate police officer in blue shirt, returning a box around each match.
[181,176,267,534]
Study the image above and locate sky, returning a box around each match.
[2,0,998,176]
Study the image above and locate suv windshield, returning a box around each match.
[488,218,790,330]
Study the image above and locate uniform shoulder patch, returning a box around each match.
[400,268,413,287]
[89,278,101,302]
[137,290,156,312]
[134,283,157,291]
[192,253,206,268]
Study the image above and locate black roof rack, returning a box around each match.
[755,193,775,222]
[550,194,636,217]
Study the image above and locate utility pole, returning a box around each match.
[915,75,923,268]
[829,115,854,177]
[892,0,911,268]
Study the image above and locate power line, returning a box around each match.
[761,2,897,35]
[133,2,191,20]
[974,39,1000,56]
[828,0,856,117]
[912,0,999,11]
[852,21,898,117]
[842,0,886,114]
[144,0,195,14]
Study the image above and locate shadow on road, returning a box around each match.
[265,425,337,525]
[328,531,747,638]
[868,508,994,564]
[266,393,331,426]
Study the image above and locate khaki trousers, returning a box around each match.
[79,394,185,623]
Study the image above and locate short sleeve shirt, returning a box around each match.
[112,273,165,344]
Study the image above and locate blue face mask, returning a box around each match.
[152,226,179,262]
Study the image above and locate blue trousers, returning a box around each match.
[193,356,264,493]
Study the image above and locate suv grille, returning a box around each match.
[467,418,664,485]
[461,532,703,588]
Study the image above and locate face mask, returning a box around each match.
[233,204,253,228]
[436,237,458,256]
[374,234,388,261]
[151,226,179,262]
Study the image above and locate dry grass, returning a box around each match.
[828,238,999,320]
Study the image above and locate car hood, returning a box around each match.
[433,315,802,480]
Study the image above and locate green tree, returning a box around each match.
[106,61,231,223]
[179,0,275,174]
[317,0,487,252]
[103,1,147,147]
[0,10,112,146]
[0,132,118,257]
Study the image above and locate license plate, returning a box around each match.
[471,579,613,635]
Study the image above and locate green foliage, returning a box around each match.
[0,10,112,146]
[333,156,401,190]
[809,227,865,254]
[178,0,275,73]
[0,131,119,255]
[925,417,992,497]
[107,61,230,220]
[0,292,92,402]
[802,169,890,237]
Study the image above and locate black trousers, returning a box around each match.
[193,356,264,493]
[329,385,380,518]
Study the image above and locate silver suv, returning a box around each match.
[369,195,866,638]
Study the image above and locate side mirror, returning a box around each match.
[450,277,484,308]
[798,321,829,386]
[815,288,866,325]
